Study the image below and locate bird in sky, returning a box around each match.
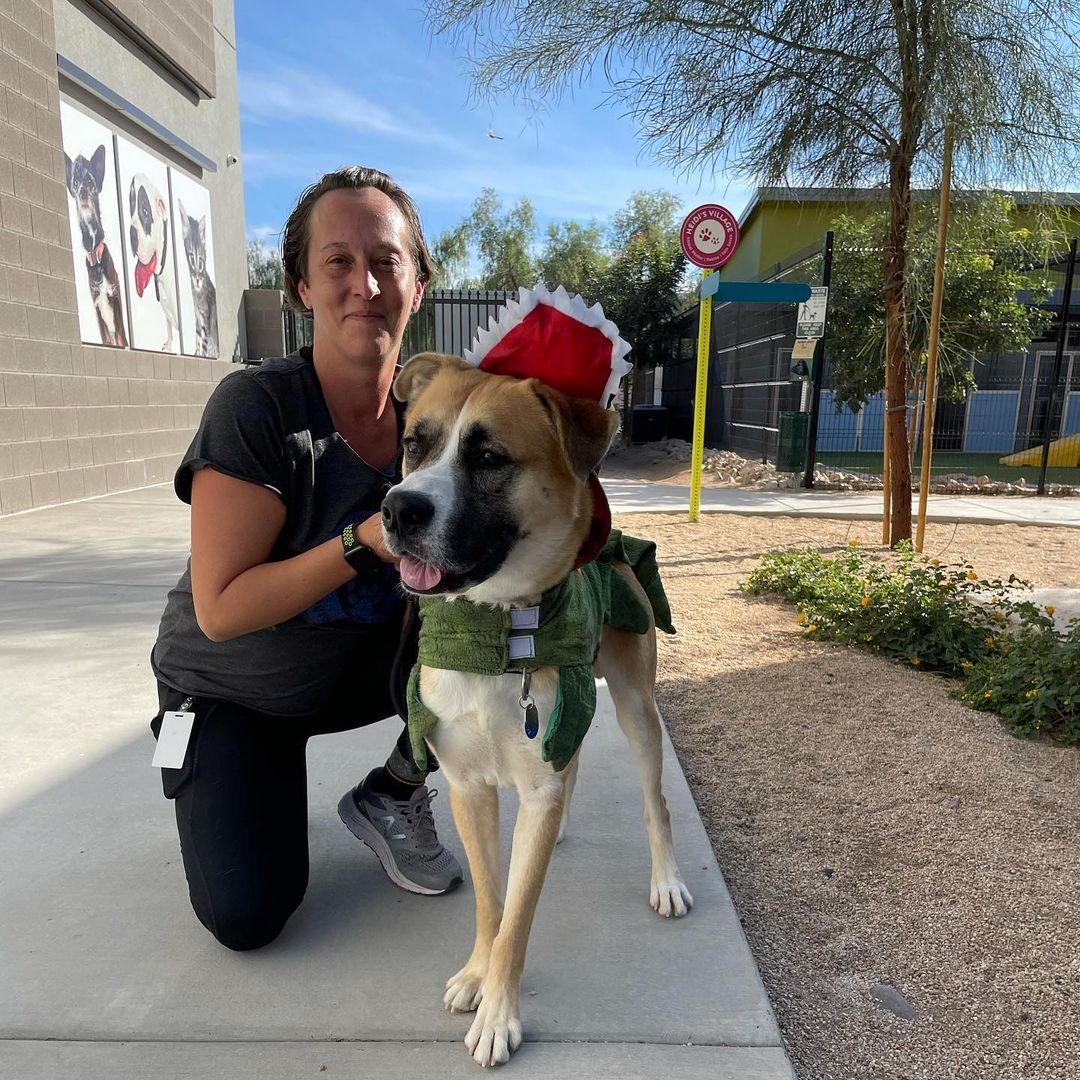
[486,128,504,140]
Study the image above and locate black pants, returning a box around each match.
[151,616,420,952]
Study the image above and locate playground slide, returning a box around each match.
[999,433,1080,468]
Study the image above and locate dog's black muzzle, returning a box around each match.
[382,488,435,545]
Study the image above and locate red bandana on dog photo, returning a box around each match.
[463,284,632,567]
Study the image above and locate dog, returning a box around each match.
[64,145,126,347]
[128,173,180,351]
[381,353,692,1068]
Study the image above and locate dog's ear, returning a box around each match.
[63,153,73,196]
[529,380,619,479]
[90,145,106,191]
[129,178,136,215]
[178,199,190,242]
[393,352,467,403]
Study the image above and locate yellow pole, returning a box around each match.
[689,269,714,522]
[915,121,955,552]
[882,403,891,544]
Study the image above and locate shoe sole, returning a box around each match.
[337,791,456,896]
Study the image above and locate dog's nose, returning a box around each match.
[382,489,435,539]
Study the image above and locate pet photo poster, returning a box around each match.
[169,170,219,358]
[59,102,130,349]
[115,135,181,354]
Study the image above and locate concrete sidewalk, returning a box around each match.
[601,479,1080,528]
[0,486,794,1080]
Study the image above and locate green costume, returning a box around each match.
[406,530,675,772]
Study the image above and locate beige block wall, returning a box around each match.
[88,0,214,96]
[0,0,237,516]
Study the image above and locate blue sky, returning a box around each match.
[236,2,753,250]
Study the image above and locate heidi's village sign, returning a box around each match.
[678,204,815,519]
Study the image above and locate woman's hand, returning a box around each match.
[355,511,399,566]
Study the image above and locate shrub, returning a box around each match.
[742,541,1079,745]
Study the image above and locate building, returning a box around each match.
[0,0,246,515]
[660,187,1080,465]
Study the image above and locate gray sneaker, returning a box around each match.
[338,771,464,895]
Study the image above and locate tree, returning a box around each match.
[828,194,1057,414]
[427,0,1080,542]
[247,238,284,290]
[536,219,609,298]
[431,222,476,289]
[469,187,538,289]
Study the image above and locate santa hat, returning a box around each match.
[464,284,632,409]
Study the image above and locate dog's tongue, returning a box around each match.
[134,253,157,298]
[399,555,444,591]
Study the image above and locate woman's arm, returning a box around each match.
[189,466,392,642]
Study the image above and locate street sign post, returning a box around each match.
[680,204,740,522]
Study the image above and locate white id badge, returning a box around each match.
[152,710,195,769]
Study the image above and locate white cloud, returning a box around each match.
[238,67,463,154]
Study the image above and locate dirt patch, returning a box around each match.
[617,511,1080,1080]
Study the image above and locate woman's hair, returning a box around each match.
[280,166,435,311]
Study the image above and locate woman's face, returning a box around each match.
[297,186,425,367]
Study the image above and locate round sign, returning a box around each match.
[680,204,740,269]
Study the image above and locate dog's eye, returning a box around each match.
[477,448,509,469]
[402,435,420,458]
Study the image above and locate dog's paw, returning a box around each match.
[650,875,694,918]
[464,992,523,1067]
[445,964,487,1013]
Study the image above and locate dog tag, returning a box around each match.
[519,670,539,739]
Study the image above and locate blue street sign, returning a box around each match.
[699,278,813,303]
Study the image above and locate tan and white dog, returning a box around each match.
[382,353,692,1068]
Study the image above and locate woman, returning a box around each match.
[150,167,462,952]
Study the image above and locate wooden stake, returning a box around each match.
[915,122,955,552]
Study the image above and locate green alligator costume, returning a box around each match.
[406,529,675,773]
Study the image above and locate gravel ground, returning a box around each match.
[615,511,1080,1080]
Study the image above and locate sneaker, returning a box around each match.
[338,771,464,895]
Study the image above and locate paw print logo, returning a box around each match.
[694,219,726,253]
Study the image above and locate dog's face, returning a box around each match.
[128,173,167,267]
[64,146,107,237]
[383,354,618,604]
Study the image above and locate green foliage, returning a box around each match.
[743,543,1079,745]
[247,238,284,290]
[536,219,610,299]
[827,195,1057,410]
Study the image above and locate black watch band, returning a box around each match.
[341,521,380,574]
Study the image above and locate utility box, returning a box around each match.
[630,405,669,444]
[777,411,809,471]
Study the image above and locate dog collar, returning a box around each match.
[574,474,611,569]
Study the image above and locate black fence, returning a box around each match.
[403,289,516,359]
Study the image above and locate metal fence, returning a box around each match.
[403,289,516,359]
[655,242,1080,486]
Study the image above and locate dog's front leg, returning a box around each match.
[465,783,562,1067]
[445,782,502,1014]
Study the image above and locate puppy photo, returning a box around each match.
[383,349,691,1068]
[116,136,180,353]
[59,103,128,348]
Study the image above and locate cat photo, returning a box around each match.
[169,170,220,358]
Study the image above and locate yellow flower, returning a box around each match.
[808,624,817,632]
[911,657,921,666]
[796,613,807,625]
[1045,605,1055,616]
[849,539,860,547]
[863,634,874,642]
[984,690,993,698]
[993,610,1005,621]
[985,636,995,647]
[961,660,973,669]
[861,596,871,607]
[1025,689,1039,699]
[967,571,978,581]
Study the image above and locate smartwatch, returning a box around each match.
[341,520,380,574]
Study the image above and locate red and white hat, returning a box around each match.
[464,284,632,408]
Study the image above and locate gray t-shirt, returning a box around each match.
[152,348,405,716]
